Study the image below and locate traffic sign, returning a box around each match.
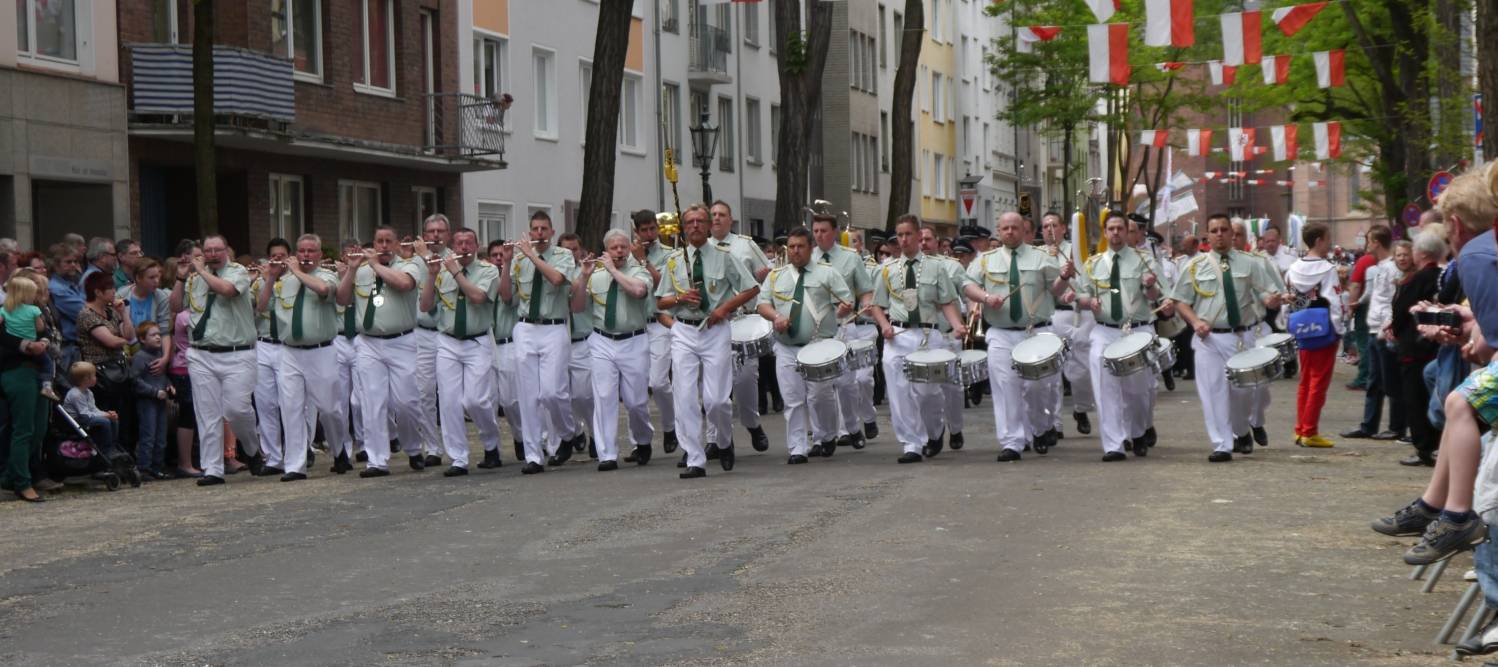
[959,188,978,220]
[1402,203,1422,227]
[1428,171,1454,203]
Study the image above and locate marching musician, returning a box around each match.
[630,210,679,456]
[1169,213,1284,463]
[962,211,1074,461]
[757,227,853,464]
[1041,212,1094,437]
[266,234,348,482]
[919,226,972,453]
[1075,214,1163,462]
[656,203,760,479]
[500,211,580,475]
[1234,219,1288,452]
[871,215,967,464]
[559,232,595,463]
[170,234,263,486]
[809,214,876,449]
[412,214,451,469]
[336,226,426,477]
[250,238,293,477]
[707,201,773,454]
[487,239,523,466]
[331,238,364,472]
[417,229,502,477]
[576,229,656,470]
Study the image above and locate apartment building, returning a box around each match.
[1,0,130,249]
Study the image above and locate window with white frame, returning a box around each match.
[744,97,761,164]
[717,96,735,172]
[922,150,932,197]
[413,186,439,228]
[578,60,592,143]
[271,0,321,80]
[620,74,642,150]
[920,66,930,113]
[931,72,943,123]
[533,48,557,138]
[866,35,877,91]
[946,77,954,122]
[661,0,679,33]
[473,34,507,100]
[476,201,513,243]
[339,181,383,244]
[893,11,903,56]
[880,112,890,172]
[664,82,683,164]
[934,154,946,200]
[269,174,305,240]
[742,2,758,45]
[16,0,77,62]
[851,136,863,192]
[867,134,878,193]
[352,0,395,93]
[930,0,941,42]
[770,103,780,166]
[878,6,887,68]
[151,0,181,44]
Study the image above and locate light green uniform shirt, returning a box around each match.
[185,263,256,348]
[966,243,1061,329]
[511,245,578,321]
[712,233,770,313]
[1169,250,1277,329]
[810,244,873,301]
[645,240,672,271]
[271,269,339,346]
[434,260,500,338]
[352,260,422,336]
[492,294,519,341]
[757,262,853,346]
[1076,247,1161,325]
[1248,250,1286,322]
[871,253,957,325]
[413,248,452,329]
[585,261,653,334]
[655,242,756,321]
[251,276,276,340]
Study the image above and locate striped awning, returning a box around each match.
[129,44,296,122]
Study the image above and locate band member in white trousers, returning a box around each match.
[575,229,656,469]
[250,238,293,475]
[1041,213,1095,436]
[630,210,678,453]
[412,214,451,466]
[919,227,971,451]
[808,215,874,449]
[485,240,524,464]
[266,233,349,481]
[559,233,595,460]
[705,201,773,452]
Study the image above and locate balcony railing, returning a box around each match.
[425,93,508,160]
[126,44,295,124]
[689,24,731,78]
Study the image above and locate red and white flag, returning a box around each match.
[1261,55,1290,85]
[1140,130,1169,148]
[1186,128,1212,156]
[1202,171,1219,180]
[1270,125,1298,161]
[1220,11,1262,66]
[1313,49,1345,88]
[1144,0,1194,48]
[1313,121,1341,160]
[1271,2,1328,36]
[1085,0,1120,22]
[1229,127,1257,161]
[1208,61,1237,86]
[1155,61,1186,73]
[1016,26,1061,52]
[1088,24,1130,86]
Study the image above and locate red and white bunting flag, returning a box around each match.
[1231,171,1247,178]
[1271,2,1328,36]
[1208,61,1238,86]
[1244,179,1265,186]
[1261,55,1291,85]
[1307,180,1327,188]
[1203,171,1219,180]
[1016,26,1061,52]
[1140,130,1169,148]
[1088,24,1131,86]
[1085,0,1121,22]
[1270,125,1298,161]
[1276,180,1293,186]
[1155,61,1186,73]
[1144,0,1194,48]
[1220,11,1263,66]
[1229,127,1256,161]
[1313,121,1341,160]
[1186,129,1212,156]
[1313,49,1345,88]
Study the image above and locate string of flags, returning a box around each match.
[1141,121,1342,160]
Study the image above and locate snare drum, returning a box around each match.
[845,339,878,370]
[1255,332,1297,364]
[1102,332,1158,377]
[1011,333,1067,380]
[1153,336,1176,371]
[957,349,990,385]
[1225,347,1284,388]
[730,316,773,360]
[903,349,957,384]
[796,339,849,383]
[1154,314,1187,339]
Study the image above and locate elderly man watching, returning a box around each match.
[81,237,118,285]
[114,239,142,289]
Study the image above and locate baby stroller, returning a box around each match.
[43,404,141,491]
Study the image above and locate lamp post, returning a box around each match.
[689,106,720,204]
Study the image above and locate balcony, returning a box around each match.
[425,93,509,164]
[127,44,296,127]
[688,24,732,87]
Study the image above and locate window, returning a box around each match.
[620,74,642,150]
[477,201,514,243]
[880,112,890,172]
[934,154,946,200]
[851,135,863,192]
[339,181,383,243]
[920,66,930,113]
[272,0,322,79]
[959,36,968,81]
[742,2,758,46]
[930,0,941,42]
[413,187,439,228]
[663,82,683,164]
[868,134,879,191]
[533,48,557,138]
[892,12,903,58]
[717,96,735,172]
[745,98,762,164]
[980,45,990,91]
[922,150,932,197]
[352,0,395,93]
[269,174,305,240]
[16,0,77,62]
[770,104,780,167]
[867,35,877,91]
[579,60,592,143]
[151,0,181,44]
[473,35,507,100]
[661,0,679,33]
[849,32,860,91]
[945,76,954,122]
[931,72,943,122]
[878,6,887,68]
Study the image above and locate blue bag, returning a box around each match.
[1288,307,1339,351]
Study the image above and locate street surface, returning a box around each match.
[0,363,1467,666]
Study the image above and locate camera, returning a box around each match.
[1415,309,1462,328]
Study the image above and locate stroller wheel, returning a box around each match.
[126,469,142,488]
[104,474,121,491]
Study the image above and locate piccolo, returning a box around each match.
[504,240,544,247]
[425,253,476,263]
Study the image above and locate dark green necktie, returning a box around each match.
[905,258,920,326]
[819,251,831,265]
[190,274,216,342]
[692,248,709,313]
[1008,247,1023,321]
[362,275,383,331]
[268,281,280,341]
[1220,254,1241,328]
[291,283,305,340]
[343,303,355,338]
[453,266,468,336]
[1109,253,1123,323]
[787,268,806,339]
[527,258,544,320]
[604,279,619,330]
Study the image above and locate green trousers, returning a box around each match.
[2,365,47,491]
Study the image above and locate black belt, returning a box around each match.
[995,320,1051,331]
[257,337,281,345]
[899,321,940,330]
[677,317,704,326]
[362,329,413,340]
[594,328,646,341]
[418,324,438,332]
[193,344,255,353]
[443,331,488,341]
[1055,304,1074,311]
[519,317,565,326]
[1097,321,1150,330]
[571,335,590,343]
[285,340,335,350]
[494,336,513,346]
[1211,325,1254,333]
[855,318,876,325]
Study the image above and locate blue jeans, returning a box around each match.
[79,415,119,459]
[1360,342,1405,435]
[1478,534,1498,608]
[1427,347,1471,430]
[136,398,167,473]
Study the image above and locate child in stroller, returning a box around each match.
[46,361,140,490]
[45,402,141,491]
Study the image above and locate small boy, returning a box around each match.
[63,361,121,458]
[131,322,173,479]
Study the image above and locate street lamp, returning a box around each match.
[689,107,720,204]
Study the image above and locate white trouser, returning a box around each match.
[882,329,943,455]
[670,321,733,468]
[774,341,839,456]
[492,338,522,443]
[188,347,258,477]
[280,344,350,474]
[1052,309,1096,419]
[1193,329,1258,453]
[647,321,675,432]
[437,332,501,469]
[569,338,593,440]
[588,332,653,462]
[514,321,573,464]
[1088,326,1155,454]
[254,342,284,468]
[355,333,423,469]
[1249,322,1272,429]
[986,327,1062,452]
[413,327,442,457]
[933,333,964,437]
[708,339,761,444]
[334,336,364,449]
[842,322,879,428]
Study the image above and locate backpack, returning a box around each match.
[1287,306,1339,351]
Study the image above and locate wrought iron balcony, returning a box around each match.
[688,24,732,86]
[425,93,509,163]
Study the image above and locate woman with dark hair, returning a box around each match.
[76,270,136,451]
[1389,232,1449,466]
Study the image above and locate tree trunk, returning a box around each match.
[883,0,924,233]
[576,0,635,250]
[1432,0,1463,168]
[771,0,833,232]
[1479,0,1497,161]
[193,0,217,235]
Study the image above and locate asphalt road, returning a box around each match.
[0,361,1471,666]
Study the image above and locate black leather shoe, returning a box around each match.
[1208,451,1233,463]
[719,444,736,471]
[923,434,944,458]
[1162,372,1176,391]
[1133,440,1148,457]
[1400,454,1436,467]
[442,466,468,477]
[809,444,826,457]
[356,450,369,463]
[1232,434,1252,454]
[677,452,688,468]
[1123,440,1134,453]
[662,430,678,453]
[408,455,426,471]
[1252,426,1268,447]
[897,452,923,464]
[330,452,352,475]
[772,396,785,413]
[997,448,1021,462]
[573,435,588,453]
[749,427,770,452]
[1141,427,1157,448]
[389,439,400,453]
[359,468,390,478]
[848,432,866,449]
[424,454,443,468]
[1371,431,1402,441]
[552,440,575,465]
[1102,451,1127,462]
[788,454,808,465]
[821,439,837,457]
[587,437,598,460]
[631,444,652,466]
[706,443,720,460]
[597,460,619,472]
[245,454,266,477]
[477,450,502,469]
[255,465,285,478]
[1074,411,1092,435]
[1033,436,1049,455]
[279,472,307,482]
[1340,428,1375,439]
[864,422,879,440]
[521,462,545,475]
[949,432,965,450]
[513,441,525,462]
[680,466,707,479]
[197,475,225,487]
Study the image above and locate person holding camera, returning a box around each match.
[1388,232,1449,466]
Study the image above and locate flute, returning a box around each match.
[505,240,544,247]
[425,253,476,264]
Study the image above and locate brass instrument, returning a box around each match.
[804,199,855,246]
[655,211,681,249]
